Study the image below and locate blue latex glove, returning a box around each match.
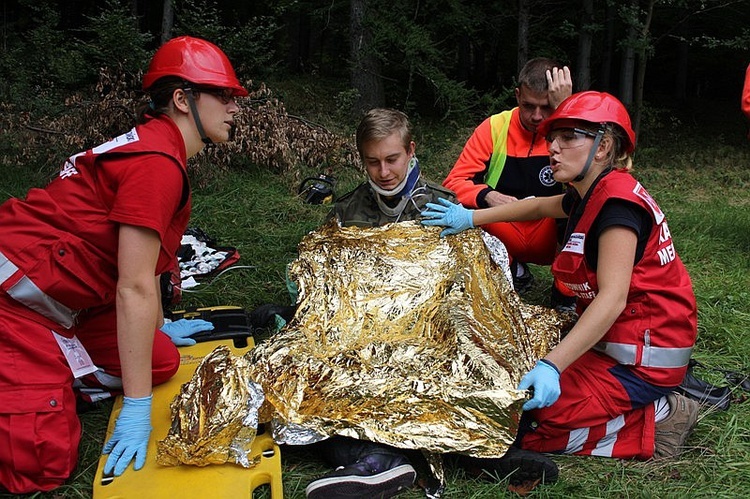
[160,318,214,346]
[420,197,475,237]
[517,359,561,411]
[102,395,153,476]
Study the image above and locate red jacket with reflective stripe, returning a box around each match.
[552,170,696,387]
[0,115,190,313]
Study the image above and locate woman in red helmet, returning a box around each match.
[0,36,246,493]
[423,91,699,462]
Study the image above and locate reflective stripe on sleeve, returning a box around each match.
[593,341,692,369]
[0,250,78,329]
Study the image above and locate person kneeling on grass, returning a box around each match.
[423,91,700,461]
[301,108,558,499]
[0,36,239,493]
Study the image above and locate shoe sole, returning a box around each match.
[497,454,559,485]
[306,464,416,499]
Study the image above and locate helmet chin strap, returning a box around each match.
[573,127,605,182]
[183,87,213,145]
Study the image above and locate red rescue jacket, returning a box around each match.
[552,170,696,386]
[0,116,190,328]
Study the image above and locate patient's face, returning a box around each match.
[362,132,415,193]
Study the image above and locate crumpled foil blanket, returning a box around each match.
[156,220,565,481]
[156,345,264,467]
[248,221,562,457]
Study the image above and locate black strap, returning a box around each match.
[689,358,750,392]
[183,86,213,145]
[176,163,190,211]
[573,127,605,182]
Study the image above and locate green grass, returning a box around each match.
[1,90,750,498]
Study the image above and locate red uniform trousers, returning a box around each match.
[74,305,180,401]
[0,293,179,493]
[482,217,558,265]
[520,350,656,460]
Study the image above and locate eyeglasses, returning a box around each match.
[194,87,236,105]
[545,127,598,149]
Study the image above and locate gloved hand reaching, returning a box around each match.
[517,359,561,411]
[420,198,475,237]
[102,395,153,476]
[160,318,214,346]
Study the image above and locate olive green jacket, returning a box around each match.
[328,178,456,227]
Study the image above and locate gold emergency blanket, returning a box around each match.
[156,346,265,467]
[248,220,563,458]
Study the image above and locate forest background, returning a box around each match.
[1,0,749,498]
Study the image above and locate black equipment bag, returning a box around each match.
[167,305,254,348]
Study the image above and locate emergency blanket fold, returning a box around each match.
[247,220,563,458]
[156,346,265,467]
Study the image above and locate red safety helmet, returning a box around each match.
[538,91,636,153]
[143,36,248,97]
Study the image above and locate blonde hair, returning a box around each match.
[603,125,633,172]
[356,108,412,158]
[575,122,633,172]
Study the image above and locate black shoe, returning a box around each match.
[457,446,559,486]
[511,261,535,294]
[550,286,577,314]
[677,362,731,410]
[306,455,416,499]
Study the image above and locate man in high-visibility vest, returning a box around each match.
[444,57,574,310]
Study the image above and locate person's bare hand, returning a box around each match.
[484,190,518,207]
[547,66,572,109]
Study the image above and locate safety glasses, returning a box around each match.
[193,87,236,105]
[545,127,598,149]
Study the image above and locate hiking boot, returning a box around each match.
[305,454,416,499]
[550,286,577,315]
[653,392,700,460]
[511,261,535,294]
[457,446,559,486]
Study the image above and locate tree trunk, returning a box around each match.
[633,0,656,140]
[286,10,311,73]
[517,0,530,74]
[160,0,174,45]
[675,11,689,102]
[349,0,384,115]
[599,1,616,92]
[575,0,594,91]
[618,0,638,107]
[457,33,471,84]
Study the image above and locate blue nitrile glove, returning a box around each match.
[420,197,475,237]
[102,395,153,476]
[517,359,561,411]
[160,318,214,346]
